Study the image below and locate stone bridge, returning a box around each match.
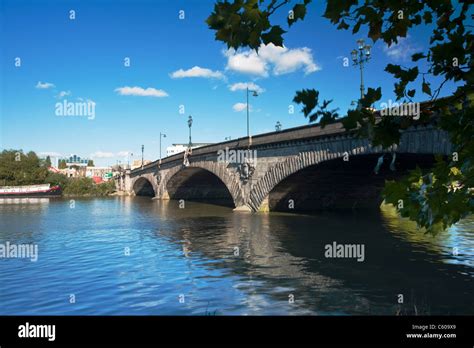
[115,121,452,212]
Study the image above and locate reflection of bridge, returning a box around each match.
[115,121,451,212]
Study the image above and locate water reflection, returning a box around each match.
[0,198,50,205]
[127,197,474,315]
[381,204,474,273]
[0,197,472,315]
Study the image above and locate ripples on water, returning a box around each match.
[0,197,472,315]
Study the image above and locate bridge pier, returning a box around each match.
[258,196,270,213]
[233,205,252,212]
[154,190,170,200]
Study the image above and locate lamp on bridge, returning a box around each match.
[159,132,166,164]
[188,115,193,148]
[275,121,282,132]
[246,86,258,138]
[141,145,144,169]
[127,152,133,168]
[351,38,371,102]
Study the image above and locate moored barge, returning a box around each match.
[0,184,62,197]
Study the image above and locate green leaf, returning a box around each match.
[423,11,432,24]
[368,20,383,41]
[450,167,461,176]
[422,80,432,96]
[405,67,419,81]
[288,3,307,26]
[360,87,382,107]
[342,109,362,130]
[411,52,426,61]
[385,64,403,76]
[293,89,318,117]
[352,20,362,34]
[261,25,286,46]
[337,20,349,30]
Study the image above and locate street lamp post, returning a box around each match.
[159,132,166,164]
[275,121,282,132]
[127,152,133,168]
[188,115,193,148]
[351,39,372,101]
[141,145,144,169]
[246,86,258,137]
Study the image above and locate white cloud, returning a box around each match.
[225,43,320,77]
[57,90,71,98]
[36,81,55,89]
[115,86,169,98]
[170,66,225,79]
[233,102,248,112]
[229,82,265,94]
[383,36,419,62]
[225,49,268,76]
[117,151,131,157]
[90,151,115,158]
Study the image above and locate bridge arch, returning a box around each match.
[131,175,157,197]
[157,161,243,208]
[248,134,441,212]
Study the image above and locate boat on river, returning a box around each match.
[0,184,62,197]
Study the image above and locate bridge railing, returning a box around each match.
[133,121,352,173]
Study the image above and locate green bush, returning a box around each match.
[45,172,69,188]
[63,177,116,196]
[63,177,96,195]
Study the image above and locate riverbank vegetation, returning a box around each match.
[0,149,116,196]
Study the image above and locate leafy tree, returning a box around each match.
[63,177,95,195]
[0,150,48,185]
[206,0,473,233]
[95,180,116,196]
[63,177,115,196]
[45,156,52,167]
[293,89,339,125]
[58,159,67,169]
[206,0,312,50]
[87,159,94,167]
[45,172,69,188]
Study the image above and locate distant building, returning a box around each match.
[166,143,212,156]
[61,154,90,167]
[86,166,113,181]
[59,167,86,178]
[131,159,152,170]
[56,165,112,180]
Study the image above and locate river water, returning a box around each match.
[0,197,472,315]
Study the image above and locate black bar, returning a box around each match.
[0,316,472,346]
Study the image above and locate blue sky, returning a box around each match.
[0,0,460,166]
